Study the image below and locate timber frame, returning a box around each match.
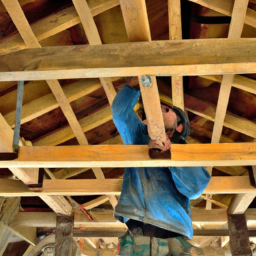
[0,0,256,254]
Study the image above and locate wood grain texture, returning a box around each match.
[169,0,184,110]
[4,79,102,127]
[212,0,248,144]
[0,143,255,168]
[72,0,116,105]
[188,0,256,28]
[0,0,120,55]
[2,39,256,80]
[0,176,256,196]
[200,75,256,95]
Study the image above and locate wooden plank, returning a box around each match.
[200,75,256,95]
[2,39,256,81]
[0,227,12,256]
[0,176,256,196]
[10,209,256,228]
[82,196,109,210]
[228,193,256,214]
[0,114,38,184]
[120,0,166,143]
[0,143,256,168]
[169,0,184,110]
[0,1,120,55]
[72,0,116,105]
[211,0,248,144]
[188,0,256,29]
[33,106,112,146]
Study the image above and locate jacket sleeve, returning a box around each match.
[169,166,211,199]
[111,85,147,145]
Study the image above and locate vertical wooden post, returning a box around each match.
[228,214,251,256]
[55,213,74,256]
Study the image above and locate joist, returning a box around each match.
[211,0,248,144]
[168,0,185,110]
[2,39,256,81]
[0,143,256,168]
[120,0,166,143]
[9,208,256,229]
[200,75,256,95]
[72,0,116,105]
[188,0,256,29]
[1,176,256,196]
[0,1,120,56]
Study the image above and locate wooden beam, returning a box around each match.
[1,176,256,196]
[2,39,256,81]
[168,0,184,110]
[10,209,256,228]
[33,106,112,146]
[120,0,166,143]
[72,0,116,105]
[0,143,255,168]
[0,1,120,56]
[200,75,256,95]
[188,0,256,29]
[211,0,248,144]
[228,193,256,214]
[55,214,74,256]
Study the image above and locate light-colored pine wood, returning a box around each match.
[4,79,102,127]
[0,143,255,168]
[33,106,112,146]
[0,1,120,55]
[2,39,256,81]
[211,0,248,144]
[228,193,256,214]
[169,0,184,110]
[1,176,256,196]
[3,0,109,192]
[209,0,249,209]
[82,196,110,210]
[200,75,256,95]
[72,0,116,105]
[188,0,256,29]
[0,114,38,184]
[10,209,256,230]
[120,0,166,143]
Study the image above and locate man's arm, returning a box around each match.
[169,166,211,199]
[111,85,148,145]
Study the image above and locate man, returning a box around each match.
[111,84,211,254]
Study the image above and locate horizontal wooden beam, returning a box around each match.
[0,143,256,168]
[0,176,255,196]
[10,208,256,228]
[1,39,256,81]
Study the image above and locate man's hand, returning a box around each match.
[148,134,171,152]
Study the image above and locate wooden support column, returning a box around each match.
[228,214,251,256]
[169,0,184,110]
[55,214,74,256]
[120,0,166,144]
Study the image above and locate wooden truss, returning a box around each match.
[0,0,256,253]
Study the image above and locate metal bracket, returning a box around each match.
[0,81,24,161]
[27,168,45,191]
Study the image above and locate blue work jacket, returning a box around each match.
[111,85,210,239]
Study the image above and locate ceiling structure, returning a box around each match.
[0,0,256,254]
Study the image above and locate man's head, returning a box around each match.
[160,104,182,138]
